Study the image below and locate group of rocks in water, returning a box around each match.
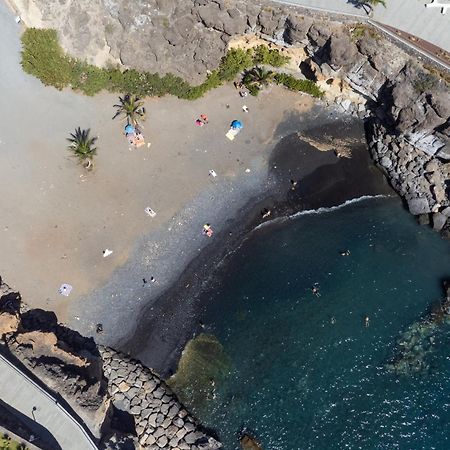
[387,283,450,376]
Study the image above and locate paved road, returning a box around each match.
[274,0,450,52]
[0,354,97,450]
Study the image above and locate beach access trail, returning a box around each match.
[0,1,314,339]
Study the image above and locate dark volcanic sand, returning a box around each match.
[119,114,394,377]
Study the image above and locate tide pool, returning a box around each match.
[173,197,450,449]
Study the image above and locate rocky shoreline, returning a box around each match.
[0,278,221,449]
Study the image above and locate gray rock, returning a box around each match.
[174,417,185,428]
[433,213,447,231]
[407,197,431,215]
[380,156,392,169]
[417,214,430,226]
[161,394,172,403]
[157,436,168,448]
[283,14,313,44]
[168,404,180,418]
[153,427,165,439]
[441,207,450,217]
[327,33,357,69]
[184,432,197,444]
[130,405,141,415]
[437,142,450,161]
[148,413,158,428]
[153,386,165,399]
[307,23,332,47]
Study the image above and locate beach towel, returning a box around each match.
[226,128,240,141]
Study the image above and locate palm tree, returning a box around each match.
[112,94,146,127]
[67,127,97,168]
[242,67,275,94]
[353,0,386,15]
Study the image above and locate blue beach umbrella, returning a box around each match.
[231,120,243,130]
[125,124,135,134]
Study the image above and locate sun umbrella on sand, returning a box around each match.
[231,120,243,130]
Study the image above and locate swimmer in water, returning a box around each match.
[364,316,370,327]
[311,285,321,297]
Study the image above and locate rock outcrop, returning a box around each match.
[0,279,220,449]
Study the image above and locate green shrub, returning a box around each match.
[252,45,290,67]
[274,73,324,98]
[21,28,324,101]
[217,48,253,81]
[70,61,110,95]
[21,28,73,89]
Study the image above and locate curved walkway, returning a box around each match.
[0,353,97,450]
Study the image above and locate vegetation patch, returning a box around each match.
[21,28,322,100]
[274,73,324,98]
[349,24,380,42]
[0,434,28,450]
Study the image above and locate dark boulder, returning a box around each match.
[283,14,313,44]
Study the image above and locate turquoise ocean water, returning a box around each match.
[193,196,450,449]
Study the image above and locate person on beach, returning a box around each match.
[200,114,209,124]
[96,323,103,334]
[195,119,204,127]
[150,276,156,283]
[203,224,213,237]
[261,208,271,219]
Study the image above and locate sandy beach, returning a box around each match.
[0,3,310,328]
[0,1,394,378]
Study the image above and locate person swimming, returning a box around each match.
[364,316,370,327]
[311,285,321,297]
[340,250,351,256]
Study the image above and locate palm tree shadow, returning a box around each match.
[347,0,370,14]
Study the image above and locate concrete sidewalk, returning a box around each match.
[273,0,450,52]
[0,354,97,450]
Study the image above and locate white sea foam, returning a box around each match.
[254,194,390,231]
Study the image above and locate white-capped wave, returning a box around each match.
[255,194,390,231]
